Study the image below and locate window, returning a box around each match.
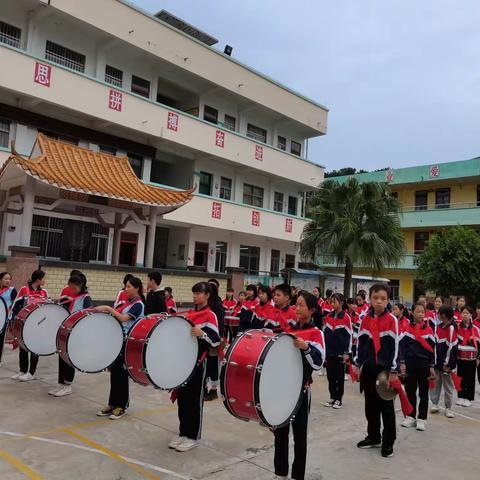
[89,223,109,262]
[274,192,284,212]
[127,153,143,178]
[194,242,209,269]
[203,105,218,124]
[415,191,428,211]
[247,123,267,143]
[288,196,298,216]
[0,21,21,48]
[270,249,280,274]
[389,280,400,301]
[277,136,287,151]
[477,185,480,207]
[199,171,213,196]
[131,75,150,98]
[435,188,450,209]
[239,245,260,274]
[414,232,429,254]
[105,65,123,88]
[243,183,264,207]
[45,40,85,73]
[30,215,64,258]
[220,177,232,200]
[285,254,296,269]
[99,145,117,155]
[215,242,227,273]
[0,118,10,148]
[291,140,302,156]
[224,114,236,131]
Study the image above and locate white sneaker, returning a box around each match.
[10,372,24,380]
[401,416,416,428]
[344,374,349,381]
[456,398,465,406]
[324,399,335,407]
[445,409,455,418]
[48,384,62,395]
[416,419,426,431]
[332,400,342,409]
[462,399,472,407]
[18,372,35,382]
[175,438,199,452]
[168,436,187,449]
[53,385,72,397]
[430,404,439,413]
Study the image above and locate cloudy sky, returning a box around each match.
[135,0,480,172]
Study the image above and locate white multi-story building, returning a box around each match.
[0,0,327,283]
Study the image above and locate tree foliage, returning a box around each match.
[416,226,480,304]
[300,178,405,295]
[324,167,368,178]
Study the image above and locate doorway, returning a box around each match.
[119,232,138,266]
[193,242,209,271]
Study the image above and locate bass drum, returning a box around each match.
[125,314,199,390]
[0,297,6,335]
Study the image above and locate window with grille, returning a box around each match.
[105,65,123,88]
[285,254,296,269]
[270,249,280,273]
[30,215,64,258]
[435,188,450,209]
[277,136,286,151]
[127,153,143,178]
[243,183,264,208]
[290,140,302,156]
[274,192,284,212]
[220,177,232,200]
[239,245,260,274]
[247,123,267,143]
[0,21,21,48]
[0,118,10,148]
[45,40,86,72]
[224,114,236,131]
[131,75,150,98]
[89,223,109,262]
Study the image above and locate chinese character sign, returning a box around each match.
[34,62,51,87]
[167,112,179,132]
[429,165,440,178]
[252,210,260,227]
[386,168,394,182]
[215,130,225,148]
[285,218,293,233]
[108,89,123,112]
[212,201,222,219]
[255,145,263,161]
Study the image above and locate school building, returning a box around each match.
[316,159,480,305]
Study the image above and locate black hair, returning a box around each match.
[258,284,273,300]
[476,302,480,310]
[457,295,466,302]
[30,269,45,283]
[435,295,444,302]
[325,289,333,298]
[123,273,134,286]
[0,271,11,281]
[246,284,258,297]
[68,275,87,294]
[438,305,454,321]
[238,290,246,297]
[208,278,220,287]
[226,287,234,292]
[192,281,213,296]
[346,297,356,305]
[298,290,318,310]
[331,292,344,303]
[426,301,435,311]
[147,271,162,286]
[164,286,173,295]
[126,276,145,302]
[356,291,366,300]
[369,283,390,299]
[70,269,82,277]
[412,302,426,313]
[394,302,408,318]
[208,282,219,309]
[70,270,87,291]
[314,286,322,295]
[274,283,291,298]
[461,306,474,316]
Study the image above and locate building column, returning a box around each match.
[111,212,122,265]
[20,176,35,247]
[145,206,158,268]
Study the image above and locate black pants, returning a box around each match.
[361,364,396,447]
[19,348,39,375]
[477,362,480,385]
[457,360,476,400]
[177,359,207,440]
[206,354,219,388]
[405,358,430,420]
[326,356,345,402]
[0,326,6,362]
[274,389,311,480]
[58,356,75,385]
[108,352,129,409]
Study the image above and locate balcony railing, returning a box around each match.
[402,201,479,212]
[0,32,20,49]
[315,253,420,270]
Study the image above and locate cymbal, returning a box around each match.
[375,370,397,401]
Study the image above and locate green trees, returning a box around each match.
[300,178,404,295]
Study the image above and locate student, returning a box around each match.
[59,269,86,304]
[474,303,480,385]
[114,273,134,309]
[417,295,427,307]
[424,302,436,329]
[346,297,360,360]
[274,291,325,480]
[453,296,466,324]
[392,303,410,333]
[144,271,167,316]
[265,284,297,333]
[433,296,444,324]
[430,305,457,418]
[323,293,352,409]
[322,289,333,316]
[456,306,480,407]
[312,287,324,329]
[169,282,220,452]
[0,272,17,366]
[399,302,435,431]
[354,283,398,458]
[10,270,48,382]
[96,277,144,419]
[251,284,276,329]
[238,284,259,331]
[223,288,236,315]
[164,287,177,314]
[49,275,93,397]
[232,291,246,317]
[355,291,369,319]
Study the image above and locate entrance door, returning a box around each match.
[119,232,138,266]
[193,242,209,271]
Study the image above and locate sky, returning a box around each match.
[134,0,480,172]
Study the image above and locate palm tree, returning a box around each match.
[300,177,405,296]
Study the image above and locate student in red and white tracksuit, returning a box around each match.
[392,303,410,334]
[474,302,480,385]
[10,270,49,381]
[238,284,260,331]
[223,288,236,316]
[356,291,369,320]
[164,287,177,314]
[168,282,221,452]
[323,293,352,408]
[274,291,325,480]
[453,296,466,324]
[264,284,296,333]
[251,284,276,329]
[113,274,134,309]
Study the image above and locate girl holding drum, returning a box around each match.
[95,277,144,420]
[0,271,17,366]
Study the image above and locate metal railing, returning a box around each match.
[402,202,480,212]
[0,31,20,48]
[45,50,85,73]
[316,253,420,269]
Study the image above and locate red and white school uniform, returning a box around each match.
[166,296,177,314]
[223,298,236,315]
[456,322,480,401]
[264,305,297,333]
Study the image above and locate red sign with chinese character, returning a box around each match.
[252,210,260,227]
[108,89,123,112]
[212,201,222,219]
[285,218,293,233]
[255,145,263,161]
[167,112,179,132]
[386,168,394,182]
[429,165,440,178]
[34,62,51,87]
[215,130,225,148]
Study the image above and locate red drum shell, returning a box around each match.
[458,350,477,361]
[224,316,240,327]
[12,301,49,352]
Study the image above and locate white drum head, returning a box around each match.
[145,316,198,389]
[68,313,124,372]
[0,298,6,333]
[258,335,304,426]
[22,304,69,355]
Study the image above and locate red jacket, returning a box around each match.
[264,305,297,332]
